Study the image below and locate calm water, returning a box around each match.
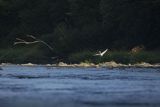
[0,65,160,107]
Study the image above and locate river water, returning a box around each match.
[0,65,160,107]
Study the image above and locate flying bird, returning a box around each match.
[14,35,54,51]
[94,49,108,56]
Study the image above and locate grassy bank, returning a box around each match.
[0,47,52,64]
[0,48,160,64]
[68,51,160,64]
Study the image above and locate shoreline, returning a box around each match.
[1,61,160,68]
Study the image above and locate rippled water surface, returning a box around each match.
[0,65,160,107]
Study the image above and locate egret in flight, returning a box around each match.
[14,35,54,51]
[94,49,108,57]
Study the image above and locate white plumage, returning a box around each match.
[94,49,108,56]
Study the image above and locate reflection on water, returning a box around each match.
[0,65,160,107]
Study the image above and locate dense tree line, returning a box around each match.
[0,0,160,54]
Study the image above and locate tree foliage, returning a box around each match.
[0,0,160,53]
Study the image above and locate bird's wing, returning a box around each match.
[101,49,108,55]
[16,38,26,42]
[94,53,100,56]
[39,41,54,51]
[27,35,37,39]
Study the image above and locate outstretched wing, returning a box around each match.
[101,49,108,56]
[94,53,100,56]
[27,35,37,39]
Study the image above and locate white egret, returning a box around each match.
[14,35,54,51]
[94,49,108,56]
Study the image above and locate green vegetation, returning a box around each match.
[0,47,160,64]
[68,51,160,64]
[0,0,160,64]
[0,46,52,64]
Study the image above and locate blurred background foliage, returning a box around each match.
[0,0,160,63]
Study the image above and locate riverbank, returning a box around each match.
[0,48,160,67]
[68,51,160,64]
[1,61,160,68]
[47,61,160,68]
